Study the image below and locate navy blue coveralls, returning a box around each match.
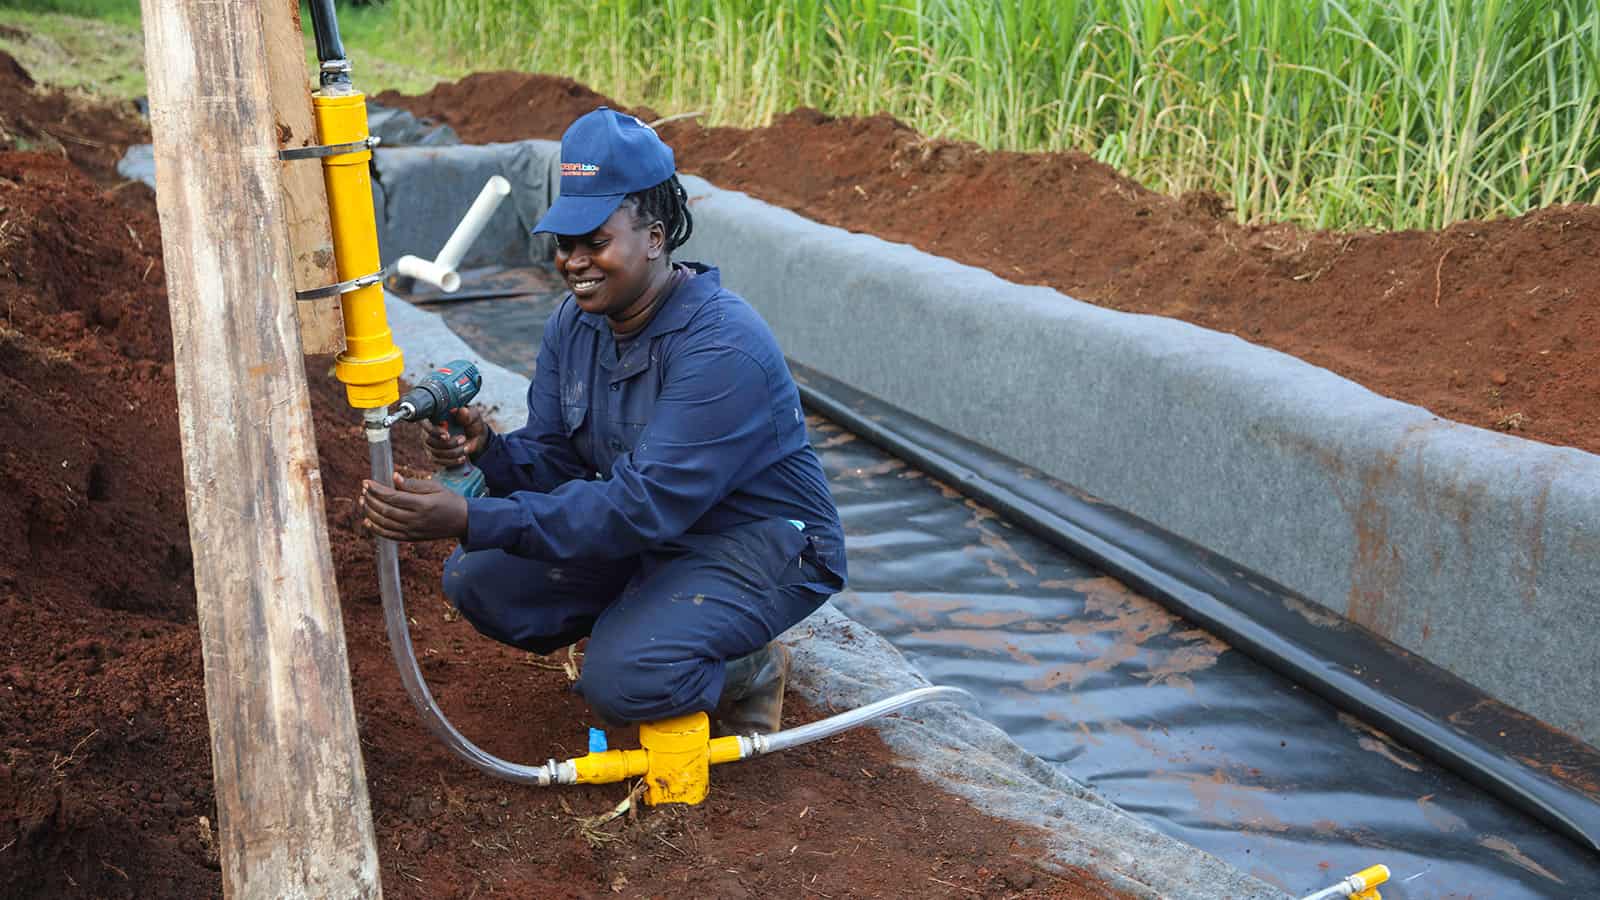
[444,264,847,723]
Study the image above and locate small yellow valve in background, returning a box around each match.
[1299,863,1389,900]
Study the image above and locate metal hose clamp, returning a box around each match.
[295,268,386,301]
[279,135,381,161]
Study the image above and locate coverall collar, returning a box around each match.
[575,262,720,342]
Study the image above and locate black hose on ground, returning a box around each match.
[790,360,1600,857]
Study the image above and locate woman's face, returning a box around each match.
[554,205,666,320]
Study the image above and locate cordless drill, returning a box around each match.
[383,359,487,498]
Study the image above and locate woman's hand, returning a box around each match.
[423,407,489,469]
[360,473,469,542]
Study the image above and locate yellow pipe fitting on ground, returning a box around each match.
[1300,863,1389,900]
[1349,863,1389,900]
[639,712,712,805]
[571,748,649,785]
[566,724,745,800]
[313,90,403,410]
[708,735,743,766]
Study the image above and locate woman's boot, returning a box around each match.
[711,642,790,736]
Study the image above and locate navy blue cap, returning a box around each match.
[532,107,676,237]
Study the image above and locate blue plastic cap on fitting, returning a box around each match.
[588,727,608,754]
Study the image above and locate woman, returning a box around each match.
[361,107,847,736]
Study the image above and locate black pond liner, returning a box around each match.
[413,272,1600,898]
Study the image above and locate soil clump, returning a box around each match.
[0,50,148,185]
[374,73,656,148]
[390,72,1600,456]
[2,57,1110,898]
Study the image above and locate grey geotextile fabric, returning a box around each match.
[371,142,557,271]
[116,143,155,188]
[122,140,554,270]
[365,102,459,148]
[666,172,1600,747]
[384,292,529,427]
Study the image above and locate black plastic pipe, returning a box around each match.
[791,361,1600,857]
[305,0,351,88]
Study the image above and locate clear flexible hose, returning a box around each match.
[366,412,559,786]
[364,410,973,784]
[754,685,975,755]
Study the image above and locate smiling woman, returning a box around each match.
[551,177,694,333]
[363,107,848,740]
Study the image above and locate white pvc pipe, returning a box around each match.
[434,175,511,273]
[393,254,461,293]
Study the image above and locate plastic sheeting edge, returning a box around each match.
[789,360,1600,859]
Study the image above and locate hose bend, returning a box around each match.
[752,685,975,755]
[365,405,973,787]
[365,410,561,786]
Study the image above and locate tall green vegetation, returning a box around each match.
[4,0,140,24]
[391,0,1599,231]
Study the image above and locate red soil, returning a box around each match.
[383,72,1600,456]
[1,56,1110,898]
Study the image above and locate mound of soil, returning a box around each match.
[1,56,1110,898]
[374,73,656,148]
[0,50,148,185]
[389,73,1600,457]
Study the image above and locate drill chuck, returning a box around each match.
[381,359,487,498]
[380,401,416,428]
[387,360,482,426]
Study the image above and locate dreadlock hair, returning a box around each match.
[624,175,694,256]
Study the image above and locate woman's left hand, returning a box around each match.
[361,473,469,542]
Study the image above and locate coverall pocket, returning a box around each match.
[721,517,812,590]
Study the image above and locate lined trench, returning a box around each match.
[409,268,1598,899]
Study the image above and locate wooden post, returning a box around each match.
[262,0,347,355]
[138,2,382,897]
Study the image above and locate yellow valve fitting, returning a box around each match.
[639,712,712,806]
[1353,864,1388,886]
[1350,864,1388,900]
[708,735,743,766]
[312,90,403,409]
[571,748,649,785]
[561,720,747,800]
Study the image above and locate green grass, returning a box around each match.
[0,7,146,97]
[388,0,1600,231]
[4,1,1595,231]
[312,3,465,96]
[0,1,456,100]
[3,0,139,25]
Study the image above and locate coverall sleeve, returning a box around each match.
[470,315,590,496]
[462,343,774,560]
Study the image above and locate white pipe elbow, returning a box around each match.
[393,254,461,293]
